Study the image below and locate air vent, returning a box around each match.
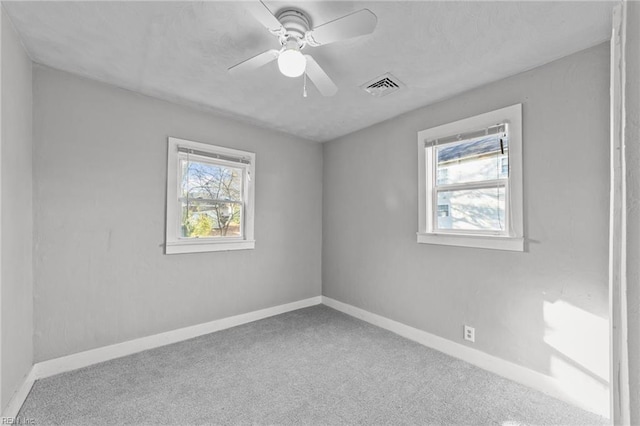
[361,73,404,97]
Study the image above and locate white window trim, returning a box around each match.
[417,104,524,251]
[165,137,255,254]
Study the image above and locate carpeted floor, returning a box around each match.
[19,305,607,425]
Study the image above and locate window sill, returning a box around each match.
[165,239,256,254]
[417,233,523,252]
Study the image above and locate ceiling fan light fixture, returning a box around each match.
[277,44,306,78]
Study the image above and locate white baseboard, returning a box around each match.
[2,296,321,418]
[322,296,609,418]
[3,295,608,419]
[35,296,322,379]
[2,367,37,420]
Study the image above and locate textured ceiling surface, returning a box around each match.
[4,1,615,142]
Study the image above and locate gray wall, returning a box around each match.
[323,43,610,406]
[32,66,322,362]
[625,2,640,423]
[1,7,33,412]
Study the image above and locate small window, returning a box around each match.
[417,104,523,251]
[165,137,255,254]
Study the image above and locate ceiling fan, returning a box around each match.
[228,1,378,97]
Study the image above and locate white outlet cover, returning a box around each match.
[464,325,475,342]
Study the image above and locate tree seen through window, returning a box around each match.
[179,158,243,238]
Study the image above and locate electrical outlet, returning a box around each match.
[464,325,475,343]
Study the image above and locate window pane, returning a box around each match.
[436,135,508,185]
[180,158,244,238]
[181,201,242,238]
[437,187,506,232]
[180,159,243,202]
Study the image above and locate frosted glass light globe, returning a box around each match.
[278,49,306,78]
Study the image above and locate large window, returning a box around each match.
[417,104,523,251]
[165,137,255,254]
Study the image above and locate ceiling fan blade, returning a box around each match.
[246,1,285,36]
[305,9,377,47]
[304,55,337,97]
[228,49,279,74]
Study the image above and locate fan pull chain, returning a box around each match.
[303,72,308,98]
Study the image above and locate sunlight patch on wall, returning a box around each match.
[543,299,609,417]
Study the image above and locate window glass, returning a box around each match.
[179,157,243,239]
[436,187,506,232]
[436,135,508,185]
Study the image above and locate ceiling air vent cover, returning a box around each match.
[361,73,404,97]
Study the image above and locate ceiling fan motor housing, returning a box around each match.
[277,9,311,47]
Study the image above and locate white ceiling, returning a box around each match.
[4,1,615,142]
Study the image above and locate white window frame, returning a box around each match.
[417,104,524,251]
[165,137,255,254]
